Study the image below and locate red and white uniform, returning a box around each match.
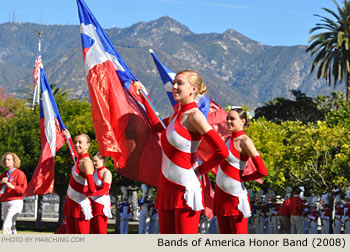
[156,103,204,211]
[334,205,343,234]
[321,207,331,234]
[214,130,267,234]
[90,167,112,218]
[63,153,93,233]
[155,102,204,234]
[90,166,112,234]
[141,98,228,233]
[215,131,251,219]
[308,209,319,234]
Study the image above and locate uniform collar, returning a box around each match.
[79,153,90,159]
[232,130,245,138]
[179,102,197,112]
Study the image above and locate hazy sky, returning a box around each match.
[0,0,339,46]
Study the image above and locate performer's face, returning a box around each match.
[4,154,14,169]
[74,135,90,154]
[92,156,104,168]
[172,73,197,103]
[226,110,245,132]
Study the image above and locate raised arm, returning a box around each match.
[133,81,169,132]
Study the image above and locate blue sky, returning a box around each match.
[0,0,338,46]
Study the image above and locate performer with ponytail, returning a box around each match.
[135,70,228,234]
[214,108,267,234]
[63,131,96,234]
[89,153,112,234]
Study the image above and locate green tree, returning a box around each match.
[325,93,350,127]
[20,83,73,108]
[306,0,350,100]
[254,90,325,124]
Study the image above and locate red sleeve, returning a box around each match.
[86,174,96,194]
[141,95,168,132]
[89,183,110,196]
[242,155,267,181]
[298,199,305,211]
[196,129,229,174]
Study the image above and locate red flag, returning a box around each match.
[77,0,162,186]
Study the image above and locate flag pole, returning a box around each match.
[140,89,166,129]
[32,31,43,110]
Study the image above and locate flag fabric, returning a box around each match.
[24,68,66,196]
[77,0,162,186]
[149,49,211,118]
[32,53,42,109]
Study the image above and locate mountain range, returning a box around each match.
[0,16,344,116]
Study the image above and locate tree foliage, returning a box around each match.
[306,0,350,99]
[254,90,326,124]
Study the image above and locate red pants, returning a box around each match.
[66,217,90,234]
[217,215,248,234]
[90,215,108,234]
[158,208,201,234]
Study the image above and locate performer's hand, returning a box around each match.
[5,182,14,189]
[193,163,201,177]
[1,177,8,184]
[134,81,148,96]
[62,129,71,138]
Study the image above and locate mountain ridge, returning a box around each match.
[0,16,344,116]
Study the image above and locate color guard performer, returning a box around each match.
[214,108,267,234]
[135,70,229,234]
[89,153,112,234]
[63,132,96,234]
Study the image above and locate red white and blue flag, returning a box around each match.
[76,0,162,186]
[25,68,66,196]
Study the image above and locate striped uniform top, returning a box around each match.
[65,152,93,220]
[90,167,112,218]
[156,102,204,211]
[215,130,251,217]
